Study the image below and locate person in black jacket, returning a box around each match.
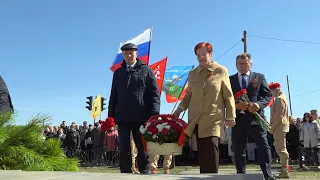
[108,43,160,173]
[0,75,14,114]
[286,119,301,162]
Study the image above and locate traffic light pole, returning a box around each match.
[87,95,107,123]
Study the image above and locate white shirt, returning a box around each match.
[126,61,137,70]
[238,71,250,88]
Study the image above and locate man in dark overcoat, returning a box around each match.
[108,43,160,173]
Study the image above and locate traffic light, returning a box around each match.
[86,96,93,111]
[101,97,106,111]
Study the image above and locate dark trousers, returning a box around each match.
[232,121,273,179]
[287,145,299,161]
[118,124,148,173]
[195,126,220,173]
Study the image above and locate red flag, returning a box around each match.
[149,57,167,95]
[165,83,188,103]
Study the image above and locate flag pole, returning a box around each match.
[100,92,102,121]
[158,57,167,96]
[181,111,186,119]
[147,26,153,66]
[171,81,188,114]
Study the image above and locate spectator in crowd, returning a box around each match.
[286,118,301,163]
[85,124,93,163]
[60,121,68,134]
[225,126,234,164]
[56,127,66,148]
[46,126,57,140]
[300,112,320,168]
[103,118,118,166]
[76,125,80,133]
[80,121,89,150]
[219,126,229,164]
[310,109,320,125]
[91,122,105,163]
[65,124,80,157]
[267,131,279,163]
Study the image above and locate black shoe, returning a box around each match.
[140,169,149,174]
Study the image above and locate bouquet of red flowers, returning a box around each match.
[234,89,271,131]
[99,117,116,133]
[139,114,188,145]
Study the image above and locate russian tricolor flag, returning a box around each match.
[110,28,152,72]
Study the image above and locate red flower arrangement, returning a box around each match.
[234,89,271,131]
[139,114,188,149]
[99,117,116,133]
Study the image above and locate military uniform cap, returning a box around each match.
[310,109,317,114]
[121,43,138,51]
[268,82,281,90]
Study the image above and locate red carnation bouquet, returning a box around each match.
[234,89,271,131]
[99,117,116,133]
[139,114,188,149]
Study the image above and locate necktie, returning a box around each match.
[241,74,247,88]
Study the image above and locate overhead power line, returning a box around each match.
[216,40,242,60]
[247,35,320,45]
[292,89,320,98]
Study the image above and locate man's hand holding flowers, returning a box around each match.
[248,102,260,113]
[236,102,249,111]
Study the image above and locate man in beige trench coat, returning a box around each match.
[269,82,290,178]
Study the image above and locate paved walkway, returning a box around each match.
[0,170,266,180]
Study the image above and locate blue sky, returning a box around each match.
[1,0,319,125]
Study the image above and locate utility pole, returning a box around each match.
[286,75,293,116]
[242,30,247,53]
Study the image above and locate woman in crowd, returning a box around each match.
[286,118,301,163]
[173,42,236,173]
[300,112,320,167]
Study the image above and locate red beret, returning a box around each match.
[269,82,281,90]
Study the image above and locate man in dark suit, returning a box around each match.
[108,43,160,173]
[229,53,275,180]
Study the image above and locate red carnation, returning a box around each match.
[161,128,169,135]
[234,89,247,100]
[147,125,158,134]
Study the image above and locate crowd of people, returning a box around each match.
[42,121,117,165]
[41,120,150,173]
